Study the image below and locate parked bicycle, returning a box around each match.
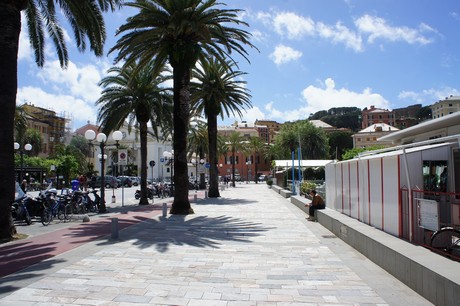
[41,189,73,226]
[430,226,460,255]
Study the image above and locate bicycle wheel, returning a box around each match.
[430,227,460,252]
[41,209,52,226]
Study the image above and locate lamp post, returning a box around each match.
[112,131,123,203]
[163,150,174,194]
[85,130,108,213]
[199,158,205,189]
[14,142,32,183]
[191,158,198,188]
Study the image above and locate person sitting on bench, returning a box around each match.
[304,190,325,221]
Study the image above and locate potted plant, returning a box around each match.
[266,179,273,188]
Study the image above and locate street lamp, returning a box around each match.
[85,130,109,213]
[199,158,205,189]
[14,142,32,183]
[191,158,198,187]
[112,130,123,203]
[163,150,174,194]
[246,160,252,183]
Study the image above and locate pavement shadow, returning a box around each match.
[115,214,273,253]
[194,196,255,206]
[0,257,66,295]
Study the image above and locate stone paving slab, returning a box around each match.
[0,184,432,305]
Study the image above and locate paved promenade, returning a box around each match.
[0,184,431,305]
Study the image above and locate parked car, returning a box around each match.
[129,176,140,186]
[117,176,133,187]
[88,175,119,188]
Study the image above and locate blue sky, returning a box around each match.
[16,0,460,131]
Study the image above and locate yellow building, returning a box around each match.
[22,104,69,157]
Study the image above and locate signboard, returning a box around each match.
[417,198,439,232]
[118,149,128,165]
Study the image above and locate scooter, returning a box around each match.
[11,195,32,225]
[134,185,155,200]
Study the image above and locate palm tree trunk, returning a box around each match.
[254,157,259,184]
[170,64,193,214]
[0,3,22,240]
[231,149,236,187]
[208,115,220,197]
[139,121,149,205]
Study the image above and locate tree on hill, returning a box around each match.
[309,107,362,131]
[328,130,354,160]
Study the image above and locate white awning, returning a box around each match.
[274,160,334,168]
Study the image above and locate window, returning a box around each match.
[423,160,447,192]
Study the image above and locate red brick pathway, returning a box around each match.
[0,204,165,278]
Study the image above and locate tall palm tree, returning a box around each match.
[226,131,247,188]
[0,0,122,240]
[96,61,172,205]
[191,57,251,197]
[247,136,266,184]
[110,0,256,214]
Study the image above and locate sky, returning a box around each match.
[16,0,460,131]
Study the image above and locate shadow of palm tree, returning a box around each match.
[0,258,66,296]
[108,213,273,253]
[194,196,255,206]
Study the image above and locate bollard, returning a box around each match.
[205,190,208,198]
[162,203,167,217]
[194,194,197,202]
[111,218,119,239]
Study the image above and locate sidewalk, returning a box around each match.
[0,184,431,305]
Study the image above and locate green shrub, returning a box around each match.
[301,181,316,195]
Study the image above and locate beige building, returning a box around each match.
[352,123,399,148]
[22,104,69,157]
[430,95,460,119]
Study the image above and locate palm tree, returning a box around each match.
[110,0,256,214]
[247,136,267,184]
[191,58,251,197]
[226,131,247,188]
[0,0,122,240]
[96,61,173,205]
[14,104,29,142]
[24,128,42,156]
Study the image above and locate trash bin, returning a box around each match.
[71,179,80,191]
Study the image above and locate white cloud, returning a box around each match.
[36,60,105,102]
[355,15,434,45]
[317,22,363,52]
[398,87,460,103]
[301,78,390,112]
[233,78,391,123]
[269,44,302,65]
[273,12,315,39]
[258,10,435,52]
[18,14,32,62]
[251,29,267,43]
[17,86,98,127]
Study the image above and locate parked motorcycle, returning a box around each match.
[11,195,32,225]
[134,184,156,200]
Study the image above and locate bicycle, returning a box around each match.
[41,192,73,226]
[430,226,460,253]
